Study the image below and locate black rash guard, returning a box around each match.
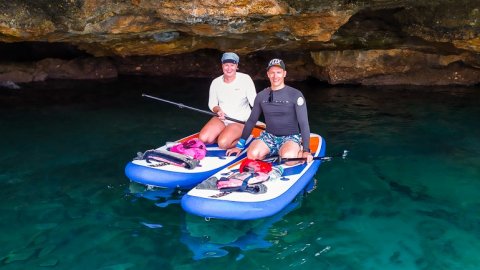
[241,85,311,151]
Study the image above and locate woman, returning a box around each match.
[198,52,257,149]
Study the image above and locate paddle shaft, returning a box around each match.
[277,150,349,163]
[142,94,265,130]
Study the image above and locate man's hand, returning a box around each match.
[302,151,313,163]
[226,147,241,156]
[226,138,245,156]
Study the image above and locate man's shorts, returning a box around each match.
[257,131,301,156]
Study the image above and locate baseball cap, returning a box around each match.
[221,52,239,64]
[266,58,286,70]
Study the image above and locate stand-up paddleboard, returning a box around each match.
[181,133,326,220]
[124,127,263,189]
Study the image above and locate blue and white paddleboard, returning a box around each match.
[181,133,326,220]
[124,127,263,189]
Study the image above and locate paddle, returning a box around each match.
[266,150,349,163]
[142,94,265,130]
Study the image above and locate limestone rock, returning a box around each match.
[0,1,479,85]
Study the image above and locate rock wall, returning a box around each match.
[1,0,479,85]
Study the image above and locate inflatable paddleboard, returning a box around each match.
[181,133,326,220]
[124,127,263,189]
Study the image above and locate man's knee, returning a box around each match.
[247,147,266,160]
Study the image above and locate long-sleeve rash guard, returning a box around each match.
[208,72,257,121]
[241,85,311,151]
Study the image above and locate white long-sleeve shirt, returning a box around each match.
[208,72,257,121]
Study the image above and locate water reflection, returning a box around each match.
[128,181,182,207]
[180,197,301,260]
[130,178,317,260]
[181,179,316,260]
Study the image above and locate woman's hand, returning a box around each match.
[215,108,226,120]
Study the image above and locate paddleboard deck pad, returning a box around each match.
[125,127,263,188]
[181,133,326,220]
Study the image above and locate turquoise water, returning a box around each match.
[1,77,479,269]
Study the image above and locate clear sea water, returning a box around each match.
[1,77,479,269]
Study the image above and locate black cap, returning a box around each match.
[266,58,286,70]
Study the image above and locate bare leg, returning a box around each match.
[216,123,244,149]
[198,117,225,144]
[279,140,302,166]
[246,139,270,160]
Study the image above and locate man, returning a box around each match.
[199,52,257,149]
[226,58,313,164]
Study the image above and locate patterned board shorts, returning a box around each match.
[257,131,301,155]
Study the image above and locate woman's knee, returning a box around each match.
[216,137,233,149]
[198,132,214,145]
